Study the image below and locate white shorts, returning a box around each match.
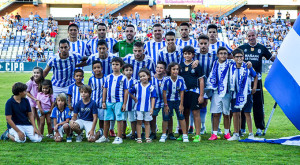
[136,111,152,121]
[98,108,104,120]
[57,123,69,137]
[75,119,95,138]
[9,125,42,143]
[123,111,137,122]
[53,86,69,99]
[210,92,231,115]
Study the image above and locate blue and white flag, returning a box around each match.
[265,16,300,131]
[239,135,300,146]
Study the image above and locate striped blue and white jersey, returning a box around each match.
[47,53,81,87]
[123,54,156,80]
[104,73,128,103]
[86,53,118,75]
[158,46,183,66]
[194,48,217,78]
[86,37,117,55]
[151,76,165,108]
[126,78,137,111]
[209,40,232,56]
[163,76,186,101]
[144,39,166,64]
[67,83,82,108]
[176,38,198,49]
[88,75,106,108]
[129,83,157,112]
[68,39,89,57]
[50,107,72,129]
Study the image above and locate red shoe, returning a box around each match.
[109,129,116,137]
[224,133,231,139]
[208,134,218,140]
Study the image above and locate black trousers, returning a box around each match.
[241,80,265,130]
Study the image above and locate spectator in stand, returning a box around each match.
[29,12,34,21]
[84,15,89,21]
[48,42,55,51]
[118,13,123,21]
[89,13,95,21]
[50,30,57,38]
[15,13,21,22]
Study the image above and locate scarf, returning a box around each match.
[230,62,249,109]
[207,60,230,97]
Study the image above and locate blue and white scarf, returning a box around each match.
[230,62,249,109]
[207,60,230,98]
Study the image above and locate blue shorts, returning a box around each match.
[152,108,161,116]
[104,102,124,121]
[163,100,185,121]
[231,95,253,113]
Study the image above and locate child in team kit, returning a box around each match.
[36,80,55,137]
[122,64,137,140]
[88,61,106,138]
[159,62,189,143]
[68,69,84,114]
[129,68,156,143]
[50,93,72,142]
[228,48,258,141]
[150,61,174,140]
[70,85,99,142]
[5,82,42,143]
[26,67,44,130]
[180,46,205,142]
[97,57,129,144]
[206,47,233,141]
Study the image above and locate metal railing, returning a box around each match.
[93,0,134,18]
[211,0,247,18]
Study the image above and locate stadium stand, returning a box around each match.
[0,12,57,62]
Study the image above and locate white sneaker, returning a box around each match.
[227,133,240,141]
[159,135,167,142]
[95,136,109,143]
[112,137,123,144]
[248,133,254,139]
[76,135,83,142]
[183,135,189,142]
[126,130,132,137]
[200,127,206,135]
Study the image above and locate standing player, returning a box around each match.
[86,23,117,55]
[207,24,232,56]
[123,42,156,80]
[238,30,275,136]
[144,24,166,64]
[43,39,82,98]
[158,31,183,66]
[113,24,139,58]
[67,24,89,57]
[176,22,198,49]
[76,40,118,75]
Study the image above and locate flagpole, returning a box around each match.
[263,102,278,136]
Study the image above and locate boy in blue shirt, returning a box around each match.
[88,61,106,138]
[159,62,189,143]
[70,85,99,142]
[68,69,84,114]
[228,48,258,141]
[5,82,42,143]
[180,46,205,142]
[97,57,129,144]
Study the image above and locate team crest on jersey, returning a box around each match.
[244,49,247,53]
[159,82,162,87]
[121,47,124,50]
[258,49,261,53]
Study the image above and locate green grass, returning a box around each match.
[0,73,299,164]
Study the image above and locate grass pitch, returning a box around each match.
[0,72,299,164]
